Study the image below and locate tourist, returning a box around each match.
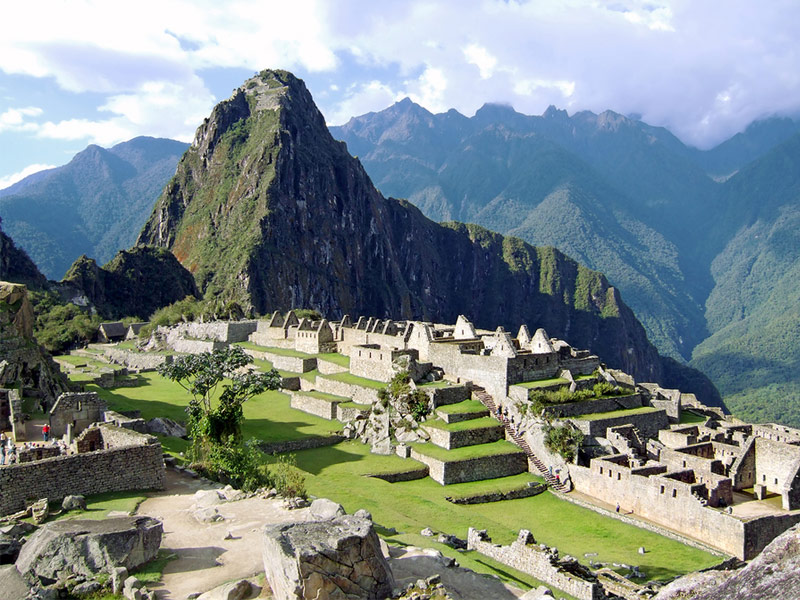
[42,423,50,442]
[616,503,620,513]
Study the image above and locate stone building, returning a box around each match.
[48,391,107,438]
[97,322,126,343]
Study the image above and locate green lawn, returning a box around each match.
[679,410,709,424]
[250,357,301,378]
[55,354,123,371]
[83,366,721,596]
[86,372,342,443]
[411,439,523,461]
[338,401,371,410]
[321,371,387,390]
[436,399,487,415]
[573,407,658,421]
[417,380,453,389]
[317,352,350,367]
[53,489,147,521]
[235,341,314,358]
[423,417,502,432]
[290,440,721,591]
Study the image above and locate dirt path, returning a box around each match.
[137,469,525,600]
[137,470,312,599]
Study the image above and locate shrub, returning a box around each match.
[271,454,306,498]
[543,423,584,463]
[195,438,269,492]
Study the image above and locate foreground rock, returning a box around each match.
[0,564,29,600]
[262,515,394,600]
[146,417,187,438]
[653,523,800,599]
[15,516,162,585]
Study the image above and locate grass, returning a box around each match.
[86,371,342,444]
[423,417,502,432]
[71,367,722,597]
[573,407,659,421]
[235,341,314,358]
[55,354,123,371]
[679,410,709,424]
[436,399,488,415]
[317,352,350,367]
[53,489,148,521]
[411,440,523,462]
[321,371,387,390]
[250,357,302,378]
[338,401,372,410]
[518,377,569,389]
[289,440,721,589]
[417,380,453,389]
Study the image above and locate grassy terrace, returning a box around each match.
[85,369,721,593]
[293,441,721,590]
[299,390,350,402]
[320,371,386,390]
[417,380,453,389]
[249,357,302,379]
[411,439,522,461]
[86,372,342,448]
[235,342,351,368]
[55,354,123,371]
[423,417,501,432]
[338,401,371,410]
[436,399,487,414]
[680,410,709,424]
[517,374,595,389]
[574,406,658,421]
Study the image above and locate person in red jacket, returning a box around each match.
[42,423,50,442]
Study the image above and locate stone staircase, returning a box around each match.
[473,386,569,493]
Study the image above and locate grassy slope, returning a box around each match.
[88,372,720,591]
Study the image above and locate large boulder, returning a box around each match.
[309,498,345,521]
[653,523,800,600]
[262,515,394,600]
[0,565,29,600]
[14,516,162,585]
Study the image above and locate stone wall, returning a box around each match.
[424,423,504,450]
[317,358,349,374]
[569,459,800,559]
[168,338,225,354]
[336,403,370,422]
[242,348,317,373]
[542,394,643,419]
[49,392,107,438]
[311,376,381,406]
[104,348,172,371]
[290,392,342,420]
[166,320,257,343]
[257,435,345,455]
[411,448,527,485]
[753,423,800,444]
[427,342,509,400]
[467,529,604,600]
[571,409,669,440]
[349,346,415,382]
[752,437,800,509]
[423,383,471,407]
[0,425,164,516]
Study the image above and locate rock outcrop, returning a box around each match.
[15,516,162,585]
[653,523,800,600]
[0,222,47,288]
[138,69,664,381]
[0,282,67,401]
[261,515,394,600]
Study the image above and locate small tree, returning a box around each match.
[158,346,281,454]
[543,423,584,463]
[378,371,431,421]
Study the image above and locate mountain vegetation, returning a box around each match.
[138,69,692,392]
[331,101,800,425]
[0,136,187,279]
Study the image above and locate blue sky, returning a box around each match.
[2,0,799,188]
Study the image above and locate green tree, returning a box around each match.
[543,423,584,463]
[158,346,281,453]
[378,371,431,421]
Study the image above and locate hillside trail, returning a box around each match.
[136,469,525,599]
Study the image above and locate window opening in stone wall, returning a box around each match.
[672,489,677,498]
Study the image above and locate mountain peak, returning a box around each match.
[543,105,569,119]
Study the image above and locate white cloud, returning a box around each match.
[463,44,497,79]
[1,0,800,152]
[0,106,43,133]
[0,163,56,190]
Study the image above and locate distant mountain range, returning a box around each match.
[4,84,797,423]
[330,101,800,424]
[0,137,188,279]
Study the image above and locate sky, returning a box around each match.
[1,0,799,189]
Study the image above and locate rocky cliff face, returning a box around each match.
[60,246,199,320]
[138,70,666,381]
[0,282,67,401]
[0,223,47,288]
